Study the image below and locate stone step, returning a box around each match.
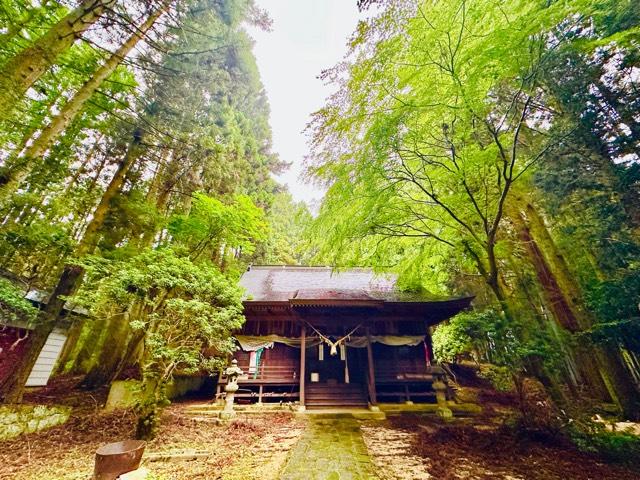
[306,401,368,408]
[183,403,297,415]
[306,384,367,404]
[297,409,386,420]
[305,396,367,403]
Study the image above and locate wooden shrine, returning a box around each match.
[217,266,472,408]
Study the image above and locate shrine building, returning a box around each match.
[217,265,472,409]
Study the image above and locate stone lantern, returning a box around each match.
[433,379,453,419]
[220,359,243,420]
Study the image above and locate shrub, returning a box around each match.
[569,426,640,468]
[478,364,514,392]
[0,278,38,323]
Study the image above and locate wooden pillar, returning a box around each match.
[299,324,306,409]
[425,328,434,367]
[366,327,377,405]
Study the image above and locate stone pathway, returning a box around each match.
[280,417,378,480]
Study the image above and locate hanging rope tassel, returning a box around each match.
[305,321,362,356]
[343,344,350,384]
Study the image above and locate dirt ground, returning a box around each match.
[0,377,304,480]
[0,402,303,480]
[363,413,640,480]
[1,376,639,479]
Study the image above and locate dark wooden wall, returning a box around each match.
[0,326,32,386]
[233,344,299,370]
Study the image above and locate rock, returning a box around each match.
[0,424,24,439]
[33,405,48,417]
[436,407,453,419]
[146,450,211,462]
[106,380,143,411]
[27,419,39,432]
[118,467,150,479]
[0,405,71,440]
[1,412,19,424]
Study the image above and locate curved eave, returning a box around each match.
[384,296,474,311]
[242,296,474,325]
[289,298,385,308]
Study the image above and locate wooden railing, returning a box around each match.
[374,364,444,382]
[219,362,444,384]
[373,365,446,401]
[220,364,298,383]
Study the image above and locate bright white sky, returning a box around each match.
[247,1,362,205]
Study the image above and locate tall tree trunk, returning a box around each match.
[77,131,144,255]
[61,136,104,198]
[465,239,514,322]
[81,307,137,388]
[66,318,108,374]
[53,318,86,374]
[0,0,115,121]
[515,200,640,419]
[513,210,610,399]
[465,238,573,406]
[0,2,170,199]
[111,290,173,383]
[0,132,144,402]
[137,156,180,247]
[111,329,146,381]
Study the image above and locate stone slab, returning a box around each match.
[280,418,378,480]
[0,404,71,440]
[118,467,149,479]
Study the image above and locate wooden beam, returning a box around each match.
[299,324,306,407]
[366,327,377,405]
[425,328,434,367]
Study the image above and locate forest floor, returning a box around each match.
[362,412,639,480]
[0,377,638,479]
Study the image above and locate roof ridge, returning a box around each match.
[248,265,381,272]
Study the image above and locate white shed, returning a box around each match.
[25,328,68,387]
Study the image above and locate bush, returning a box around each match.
[432,309,502,363]
[478,364,514,392]
[0,278,38,323]
[569,426,640,468]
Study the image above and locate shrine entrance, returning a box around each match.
[305,343,367,385]
[304,344,369,407]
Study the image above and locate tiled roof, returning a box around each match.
[294,288,378,301]
[25,289,89,316]
[239,266,394,301]
[239,266,452,303]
